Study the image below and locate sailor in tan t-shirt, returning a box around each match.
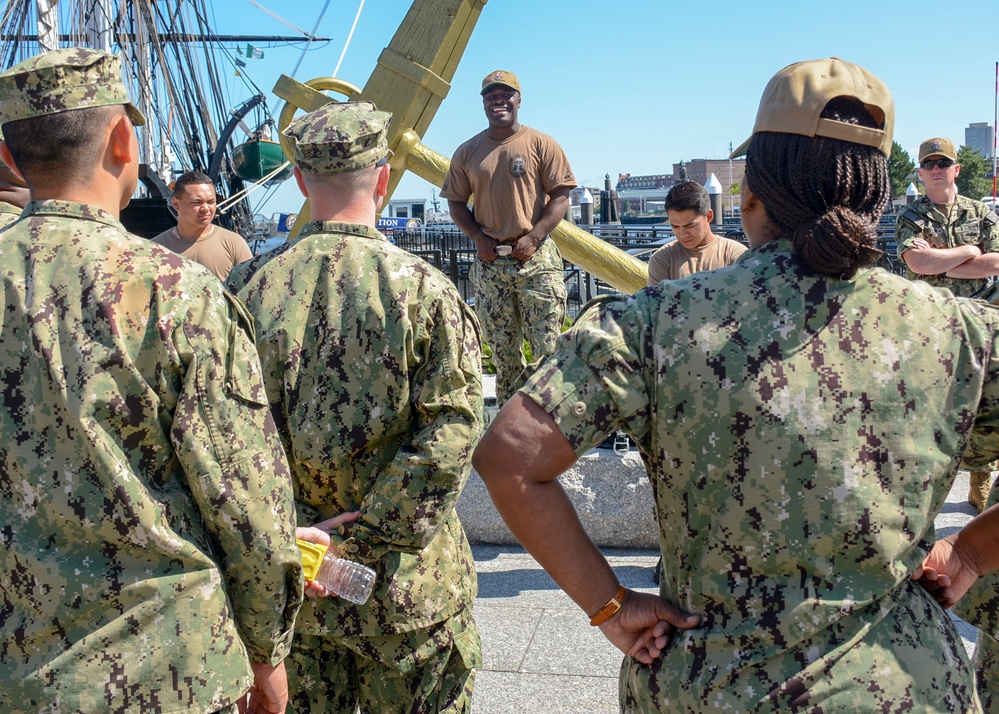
[647,181,747,285]
[153,170,252,281]
[442,70,576,403]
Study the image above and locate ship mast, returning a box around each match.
[131,1,158,175]
[36,0,58,51]
[3,0,324,238]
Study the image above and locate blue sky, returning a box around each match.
[211,0,999,217]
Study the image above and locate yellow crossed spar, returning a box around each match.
[273,0,649,295]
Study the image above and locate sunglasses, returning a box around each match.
[920,159,955,170]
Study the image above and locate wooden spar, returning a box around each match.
[273,0,649,294]
[355,0,486,201]
[273,0,483,236]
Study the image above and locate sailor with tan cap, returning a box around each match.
[895,138,999,513]
[474,56,999,711]
[901,148,999,710]
[896,136,999,302]
[442,69,576,404]
[0,47,304,713]
[227,100,484,714]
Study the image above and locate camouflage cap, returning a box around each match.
[918,137,957,163]
[730,57,893,158]
[0,47,146,128]
[282,101,391,174]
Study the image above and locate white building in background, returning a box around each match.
[385,197,428,222]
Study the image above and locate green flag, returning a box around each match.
[246,43,264,60]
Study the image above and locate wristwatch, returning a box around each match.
[589,586,627,626]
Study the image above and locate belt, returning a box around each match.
[496,235,549,245]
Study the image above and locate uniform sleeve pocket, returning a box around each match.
[223,291,269,408]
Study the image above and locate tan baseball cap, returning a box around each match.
[730,57,893,159]
[0,47,146,128]
[917,137,957,163]
[481,70,520,95]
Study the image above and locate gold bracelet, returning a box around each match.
[589,586,627,626]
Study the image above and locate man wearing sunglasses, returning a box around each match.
[896,136,999,514]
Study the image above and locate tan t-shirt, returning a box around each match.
[441,126,576,241]
[647,236,747,285]
[152,224,253,281]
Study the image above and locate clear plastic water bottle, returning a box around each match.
[297,539,376,605]
[313,551,376,604]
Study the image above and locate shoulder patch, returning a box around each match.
[896,214,924,232]
[984,210,999,227]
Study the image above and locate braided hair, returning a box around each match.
[745,97,890,279]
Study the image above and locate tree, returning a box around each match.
[888,141,915,202]
[956,145,993,200]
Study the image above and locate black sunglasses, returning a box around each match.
[920,159,955,170]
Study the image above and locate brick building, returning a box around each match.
[613,159,746,218]
[672,159,746,218]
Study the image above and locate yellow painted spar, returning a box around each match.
[273,0,649,295]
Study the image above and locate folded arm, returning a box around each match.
[901,241,983,276]
[944,251,999,279]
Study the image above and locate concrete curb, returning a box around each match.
[457,448,660,549]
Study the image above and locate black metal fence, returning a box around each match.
[381,218,906,314]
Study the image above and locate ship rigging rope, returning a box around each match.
[144,0,272,169]
[134,2,213,171]
[290,0,333,78]
[0,3,31,67]
[332,0,365,79]
[217,160,291,213]
[0,0,294,238]
[241,0,314,38]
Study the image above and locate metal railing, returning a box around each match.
[379,218,908,312]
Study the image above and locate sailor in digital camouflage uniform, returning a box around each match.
[442,70,576,404]
[227,100,483,714]
[895,136,999,301]
[955,393,999,714]
[474,58,999,712]
[952,463,999,712]
[0,48,304,713]
[895,137,999,515]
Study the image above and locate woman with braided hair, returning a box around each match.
[739,95,889,278]
[474,57,999,711]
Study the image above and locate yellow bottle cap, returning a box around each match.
[296,538,330,581]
